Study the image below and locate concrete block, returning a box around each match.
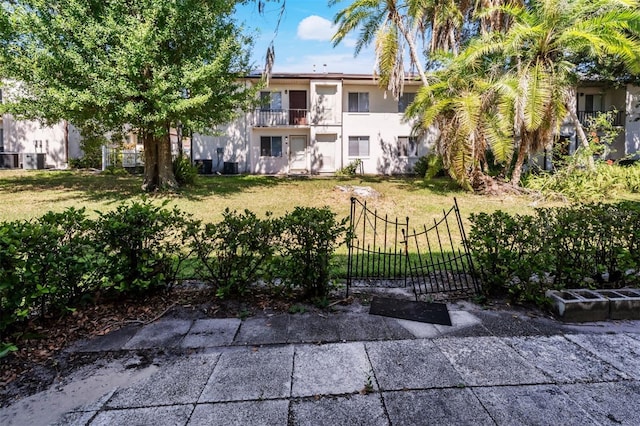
[473,384,594,425]
[596,288,640,320]
[292,342,373,397]
[198,346,294,402]
[181,318,240,349]
[383,389,494,425]
[291,394,387,426]
[188,400,289,426]
[72,325,140,352]
[436,336,550,386]
[546,289,609,322]
[123,319,193,349]
[365,340,464,390]
[91,404,193,426]
[106,354,220,408]
[506,335,626,383]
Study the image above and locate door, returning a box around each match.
[289,91,307,125]
[289,135,307,172]
[315,133,337,172]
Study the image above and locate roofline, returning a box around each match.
[243,72,423,82]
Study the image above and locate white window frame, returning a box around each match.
[348,92,369,112]
[348,136,370,157]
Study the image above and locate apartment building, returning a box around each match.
[192,73,433,175]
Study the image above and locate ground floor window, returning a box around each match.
[348,136,369,157]
[260,136,283,157]
[398,136,418,157]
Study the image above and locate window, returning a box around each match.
[398,136,418,157]
[260,91,282,111]
[260,136,283,157]
[348,136,369,157]
[348,92,369,112]
[398,92,416,113]
[585,94,603,112]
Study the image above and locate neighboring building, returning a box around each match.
[559,82,640,160]
[192,73,435,175]
[0,87,82,169]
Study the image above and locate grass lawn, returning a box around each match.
[0,169,572,223]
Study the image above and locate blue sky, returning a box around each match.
[234,0,376,74]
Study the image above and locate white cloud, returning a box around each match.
[297,15,336,41]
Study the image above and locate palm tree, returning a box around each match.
[474,0,640,184]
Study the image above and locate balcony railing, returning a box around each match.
[253,109,309,127]
[577,110,625,127]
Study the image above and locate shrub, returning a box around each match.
[469,202,640,304]
[189,209,278,298]
[336,159,362,176]
[413,154,445,178]
[173,155,199,186]
[275,207,348,298]
[94,199,192,294]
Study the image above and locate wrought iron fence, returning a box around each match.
[346,197,479,300]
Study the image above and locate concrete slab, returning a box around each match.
[380,317,417,340]
[473,384,596,425]
[72,325,140,352]
[291,393,387,426]
[292,342,373,397]
[365,340,464,390]
[436,336,550,386]
[392,319,441,338]
[232,315,288,346]
[53,410,97,426]
[181,318,240,349]
[434,310,486,337]
[336,313,398,341]
[561,381,640,425]
[123,319,192,349]
[188,400,289,426]
[383,389,494,425]
[106,354,219,408]
[507,335,628,383]
[473,310,545,336]
[287,314,341,343]
[90,404,193,426]
[565,333,640,379]
[198,346,294,402]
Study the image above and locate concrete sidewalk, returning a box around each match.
[1,301,640,425]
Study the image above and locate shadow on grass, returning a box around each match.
[393,176,466,195]
[0,171,292,204]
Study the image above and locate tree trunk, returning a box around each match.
[393,13,429,87]
[510,132,529,186]
[142,130,178,191]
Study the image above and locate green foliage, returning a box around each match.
[276,207,348,298]
[336,159,363,176]
[523,163,640,202]
[469,202,640,304]
[173,155,199,186]
[70,123,110,169]
[189,209,278,298]
[413,154,446,178]
[94,199,192,294]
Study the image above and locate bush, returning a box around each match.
[336,159,362,176]
[94,199,192,294]
[413,154,445,178]
[469,202,640,304]
[173,155,199,186]
[189,209,278,298]
[275,207,347,298]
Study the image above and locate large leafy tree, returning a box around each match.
[0,0,256,191]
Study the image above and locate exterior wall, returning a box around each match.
[626,84,640,158]
[192,116,250,173]
[0,114,71,168]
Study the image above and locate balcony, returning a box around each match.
[253,109,309,127]
[577,110,625,127]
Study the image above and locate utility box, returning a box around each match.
[195,159,213,174]
[223,161,239,175]
[23,153,46,170]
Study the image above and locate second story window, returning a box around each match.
[0,128,4,152]
[260,136,283,157]
[398,92,416,113]
[348,92,369,112]
[260,91,282,111]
